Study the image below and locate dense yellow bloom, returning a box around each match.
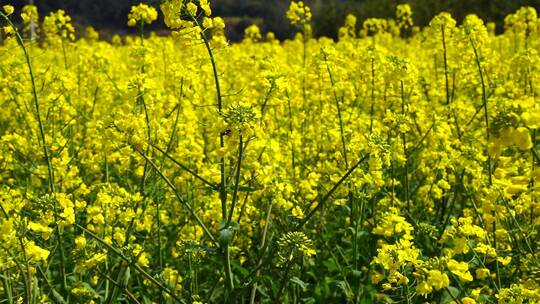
[497,284,540,303]
[2,5,14,16]
[161,0,184,29]
[362,18,388,36]
[416,280,432,297]
[447,259,473,282]
[26,241,50,262]
[427,269,449,290]
[291,205,304,219]
[0,2,539,303]
[475,268,490,279]
[513,127,533,150]
[75,236,87,249]
[42,9,75,43]
[462,297,477,304]
[300,245,316,257]
[128,3,158,26]
[522,112,540,129]
[28,222,53,240]
[186,2,198,16]
[200,0,212,16]
[286,1,312,25]
[85,252,107,269]
[372,239,420,272]
[14,4,38,38]
[396,4,413,30]
[245,24,262,41]
[373,208,413,238]
[338,14,357,39]
[162,267,183,290]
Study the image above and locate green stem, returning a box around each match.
[445,286,462,304]
[298,154,369,228]
[74,223,186,304]
[249,202,273,304]
[470,38,492,186]
[369,57,376,133]
[322,49,348,169]
[286,91,297,181]
[99,270,142,304]
[193,16,235,298]
[226,135,244,226]
[492,218,502,289]
[137,149,218,245]
[401,80,410,212]
[195,17,227,223]
[441,24,450,105]
[275,260,293,304]
[0,12,68,295]
[223,243,234,296]
[151,143,218,190]
[17,239,32,304]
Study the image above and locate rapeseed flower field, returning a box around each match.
[0,1,539,303]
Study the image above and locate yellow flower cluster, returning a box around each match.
[2,5,14,16]
[396,4,413,30]
[286,1,312,25]
[127,3,158,27]
[244,24,262,42]
[42,9,75,44]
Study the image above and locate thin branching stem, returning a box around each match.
[137,149,218,245]
[226,134,244,226]
[298,153,369,229]
[322,49,349,169]
[0,12,68,295]
[74,223,187,304]
[470,38,492,186]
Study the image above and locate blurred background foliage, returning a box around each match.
[5,0,540,40]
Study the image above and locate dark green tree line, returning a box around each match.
[4,0,540,40]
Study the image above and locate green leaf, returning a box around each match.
[290,276,309,290]
[229,220,240,230]
[352,269,363,278]
[52,289,67,304]
[231,260,249,277]
[81,282,100,297]
[441,286,461,304]
[123,266,131,287]
[336,280,354,299]
[142,296,152,304]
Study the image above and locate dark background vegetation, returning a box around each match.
[5,0,540,40]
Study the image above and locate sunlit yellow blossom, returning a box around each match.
[0,3,538,303]
[427,270,449,290]
[28,222,53,240]
[462,297,476,304]
[75,236,87,249]
[2,5,14,16]
[447,260,473,282]
[291,205,304,219]
[85,253,107,269]
[286,1,312,25]
[186,2,198,16]
[513,127,533,150]
[26,241,50,262]
[416,280,433,297]
[127,3,158,26]
[475,268,490,279]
